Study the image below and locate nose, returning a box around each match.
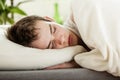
[52,35,65,45]
[57,35,65,45]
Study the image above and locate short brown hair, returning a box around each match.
[7,15,50,47]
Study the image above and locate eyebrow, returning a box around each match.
[47,24,52,49]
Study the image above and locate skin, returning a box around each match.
[30,17,80,49]
[30,16,82,69]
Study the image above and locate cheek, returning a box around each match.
[55,45,65,49]
[56,28,69,40]
[57,27,67,34]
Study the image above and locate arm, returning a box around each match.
[44,60,81,70]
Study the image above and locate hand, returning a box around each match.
[43,16,55,22]
[44,61,80,70]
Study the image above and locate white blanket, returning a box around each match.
[68,0,120,77]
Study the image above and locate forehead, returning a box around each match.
[35,20,48,28]
[31,21,51,49]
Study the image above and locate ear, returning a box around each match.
[44,16,55,22]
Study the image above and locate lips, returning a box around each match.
[68,35,71,46]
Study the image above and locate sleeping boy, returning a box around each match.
[7,0,120,77]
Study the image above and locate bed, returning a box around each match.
[1,0,120,79]
[0,25,120,80]
[0,69,120,80]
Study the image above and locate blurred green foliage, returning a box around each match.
[53,2,63,24]
[0,0,30,24]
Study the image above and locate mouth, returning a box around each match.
[68,35,71,46]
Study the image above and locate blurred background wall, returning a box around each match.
[14,0,72,22]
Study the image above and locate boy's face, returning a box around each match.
[30,21,79,49]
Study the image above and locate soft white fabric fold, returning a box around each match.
[65,0,120,76]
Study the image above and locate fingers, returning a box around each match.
[45,63,65,70]
[44,61,79,70]
[44,16,55,22]
[45,65,60,70]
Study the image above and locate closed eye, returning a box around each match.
[51,41,54,49]
[49,24,56,49]
[47,24,52,49]
[50,25,56,48]
[53,26,56,33]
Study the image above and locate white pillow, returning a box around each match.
[0,25,86,70]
